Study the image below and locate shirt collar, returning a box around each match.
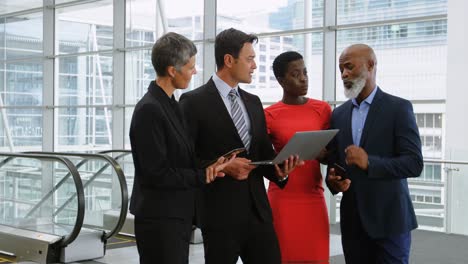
[152,80,176,102]
[212,73,239,98]
[352,86,378,107]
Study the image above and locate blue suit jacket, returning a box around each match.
[327,87,423,238]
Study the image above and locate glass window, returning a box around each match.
[0,108,43,150]
[0,13,43,60]
[0,59,43,151]
[434,164,442,181]
[337,0,447,25]
[426,135,434,149]
[416,114,425,128]
[57,54,113,106]
[126,0,204,47]
[241,33,322,103]
[336,21,447,102]
[1,61,43,107]
[125,45,203,105]
[56,107,112,151]
[425,196,433,203]
[434,135,442,152]
[0,2,42,15]
[420,166,426,179]
[125,107,134,149]
[217,0,323,33]
[434,113,442,128]
[56,0,113,54]
[427,113,434,127]
[426,164,434,180]
[125,49,155,105]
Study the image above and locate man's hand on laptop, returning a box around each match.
[224,157,257,180]
[274,155,304,180]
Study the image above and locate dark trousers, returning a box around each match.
[341,195,411,264]
[202,207,281,264]
[342,229,411,264]
[134,216,193,264]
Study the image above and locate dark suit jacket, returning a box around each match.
[179,78,287,229]
[326,87,423,238]
[129,81,205,221]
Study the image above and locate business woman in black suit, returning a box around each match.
[179,28,302,264]
[129,32,233,264]
[326,44,423,264]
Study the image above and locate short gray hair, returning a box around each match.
[151,32,197,76]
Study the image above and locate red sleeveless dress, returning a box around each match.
[265,98,331,263]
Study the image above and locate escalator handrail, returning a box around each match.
[0,152,85,247]
[25,151,128,241]
[23,158,93,219]
[98,150,132,155]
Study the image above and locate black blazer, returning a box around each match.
[129,81,205,221]
[326,88,423,238]
[179,78,287,229]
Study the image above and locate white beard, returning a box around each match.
[344,71,366,99]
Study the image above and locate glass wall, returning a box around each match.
[0,11,43,151]
[333,0,448,232]
[0,0,457,234]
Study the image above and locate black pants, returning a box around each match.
[134,216,192,264]
[202,208,281,264]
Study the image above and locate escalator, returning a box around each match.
[0,152,128,263]
[0,152,84,263]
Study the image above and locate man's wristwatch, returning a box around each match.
[278,174,289,182]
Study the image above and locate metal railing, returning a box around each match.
[331,158,468,235]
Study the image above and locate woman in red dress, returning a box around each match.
[265,51,331,263]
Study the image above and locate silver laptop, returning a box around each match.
[250,129,339,165]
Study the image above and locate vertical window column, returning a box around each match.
[44,0,55,151]
[113,0,126,149]
[323,0,337,224]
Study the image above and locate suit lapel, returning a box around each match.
[359,88,384,147]
[149,82,193,152]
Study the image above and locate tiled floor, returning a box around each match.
[70,234,343,264]
[9,226,468,263]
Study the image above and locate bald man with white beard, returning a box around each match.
[325,44,423,264]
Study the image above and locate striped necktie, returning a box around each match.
[228,89,250,151]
